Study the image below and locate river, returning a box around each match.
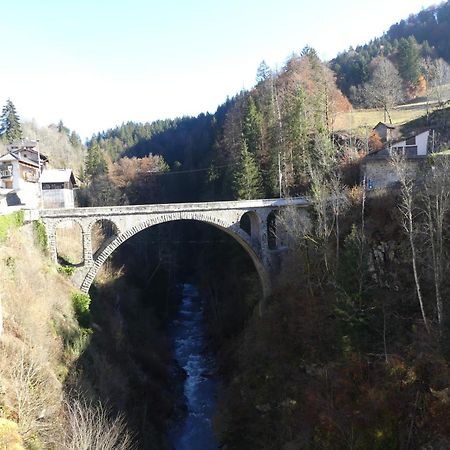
[168,283,219,450]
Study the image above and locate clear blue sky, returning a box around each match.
[0,0,438,138]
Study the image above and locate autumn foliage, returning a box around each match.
[369,129,383,151]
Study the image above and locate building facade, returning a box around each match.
[0,140,48,210]
[40,169,77,209]
[363,130,430,190]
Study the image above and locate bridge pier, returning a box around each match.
[82,229,93,265]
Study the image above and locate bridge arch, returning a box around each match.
[79,210,271,297]
[54,218,85,265]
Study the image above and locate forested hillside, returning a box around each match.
[85,49,352,205]
[332,1,450,102]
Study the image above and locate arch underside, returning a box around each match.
[80,212,271,297]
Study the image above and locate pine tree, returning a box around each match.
[85,142,107,181]
[233,141,263,200]
[0,99,23,143]
[242,96,263,159]
[397,37,420,84]
[256,60,272,84]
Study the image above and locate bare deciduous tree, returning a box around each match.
[62,398,135,450]
[362,57,403,124]
[422,57,450,109]
[391,154,430,333]
[421,156,450,331]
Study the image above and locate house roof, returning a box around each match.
[11,148,48,162]
[373,122,396,130]
[0,153,16,162]
[40,169,76,185]
[7,140,49,162]
[0,152,40,168]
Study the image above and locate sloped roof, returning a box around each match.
[40,169,76,185]
[0,153,16,162]
[374,122,396,130]
[0,152,40,167]
[7,139,48,161]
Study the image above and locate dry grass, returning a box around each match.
[334,105,427,131]
[335,85,450,131]
[0,224,136,448]
[0,225,76,446]
[55,221,84,264]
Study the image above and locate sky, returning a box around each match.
[0,0,439,139]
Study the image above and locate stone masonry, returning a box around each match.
[38,198,310,298]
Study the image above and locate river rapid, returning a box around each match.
[167,284,219,450]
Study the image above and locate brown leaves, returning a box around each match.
[109,155,167,188]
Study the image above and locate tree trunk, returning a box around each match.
[408,205,430,333]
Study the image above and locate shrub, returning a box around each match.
[62,398,135,450]
[58,265,76,277]
[33,220,48,253]
[0,211,24,242]
[0,418,24,450]
[71,292,91,327]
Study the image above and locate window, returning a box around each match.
[42,182,64,190]
[405,146,418,156]
[391,146,405,155]
[0,164,12,178]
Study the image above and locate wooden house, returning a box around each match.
[40,169,77,209]
[0,140,48,209]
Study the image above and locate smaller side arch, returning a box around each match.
[267,211,277,250]
[239,210,261,246]
[54,218,84,265]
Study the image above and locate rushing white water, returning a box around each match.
[168,284,219,450]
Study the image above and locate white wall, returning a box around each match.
[417,131,430,156]
[42,189,74,209]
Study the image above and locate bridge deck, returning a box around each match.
[38,197,309,218]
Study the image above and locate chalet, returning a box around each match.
[0,140,48,210]
[362,130,430,190]
[40,169,77,209]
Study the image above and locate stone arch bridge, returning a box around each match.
[38,198,309,297]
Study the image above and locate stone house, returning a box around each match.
[362,130,430,190]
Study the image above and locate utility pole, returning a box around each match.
[36,139,43,208]
[278,151,282,198]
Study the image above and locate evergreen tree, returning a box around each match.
[57,120,70,136]
[242,96,263,159]
[0,99,23,143]
[85,142,107,181]
[256,60,272,84]
[397,36,420,84]
[233,141,263,200]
